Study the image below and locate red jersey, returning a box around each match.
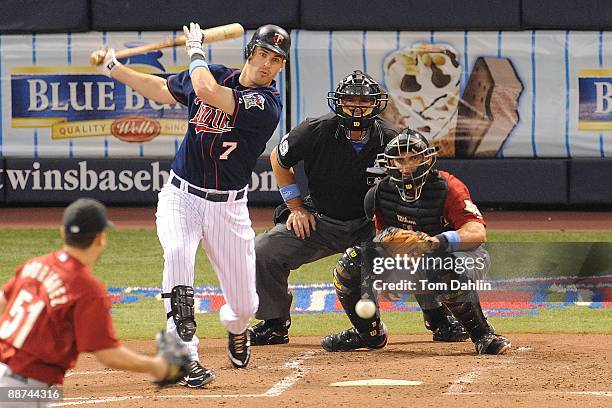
[0,250,120,385]
[437,170,485,229]
[374,170,485,231]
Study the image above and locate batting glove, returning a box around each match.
[183,22,206,59]
[98,48,121,78]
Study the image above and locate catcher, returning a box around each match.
[322,129,511,355]
[0,199,190,404]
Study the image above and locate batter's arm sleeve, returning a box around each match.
[109,65,176,105]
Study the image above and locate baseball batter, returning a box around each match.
[0,199,190,407]
[96,23,291,386]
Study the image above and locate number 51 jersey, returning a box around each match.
[0,251,119,385]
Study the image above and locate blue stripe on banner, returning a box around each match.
[172,31,177,63]
[208,43,212,62]
[242,31,248,63]
[103,32,109,157]
[32,34,38,157]
[175,139,179,154]
[430,31,435,44]
[279,67,284,138]
[67,33,74,158]
[0,35,3,157]
[530,30,538,158]
[328,31,334,94]
[396,31,400,50]
[463,31,469,92]
[564,31,571,158]
[294,30,301,125]
[138,31,142,39]
[362,30,367,73]
[599,31,605,158]
[139,144,144,157]
[497,32,504,157]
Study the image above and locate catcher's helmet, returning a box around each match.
[381,128,437,202]
[327,70,388,133]
[244,24,291,60]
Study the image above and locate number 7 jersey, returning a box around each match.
[167,64,282,190]
[0,251,119,385]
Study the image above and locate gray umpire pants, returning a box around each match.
[255,214,374,320]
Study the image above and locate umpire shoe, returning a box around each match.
[248,319,290,346]
[474,333,512,355]
[178,361,215,388]
[227,330,251,368]
[428,315,469,342]
[321,327,387,352]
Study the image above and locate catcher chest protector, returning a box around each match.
[162,286,197,342]
[375,173,448,236]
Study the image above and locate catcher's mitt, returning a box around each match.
[373,227,438,256]
[154,330,191,387]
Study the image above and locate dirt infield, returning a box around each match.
[2,207,612,230]
[59,334,611,407]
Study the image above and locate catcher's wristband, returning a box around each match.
[436,231,461,252]
[189,54,209,75]
[279,183,301,202]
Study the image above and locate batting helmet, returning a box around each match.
[382,128,437,202]
[327,70,388,133]
[244,24,291,60]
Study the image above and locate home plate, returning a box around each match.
[330,379,422,387]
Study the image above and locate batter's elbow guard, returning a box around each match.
[162,285,197,342]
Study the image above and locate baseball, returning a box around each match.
[355,299,377,319]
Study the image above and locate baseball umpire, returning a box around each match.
[0,199,190,407]
[95,23,291,385]
[249,71,467,345]
[322,129,511,355]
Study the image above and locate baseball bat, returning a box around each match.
[89,22,244,66]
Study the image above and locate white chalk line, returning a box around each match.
[446,348,522,394]
[448,391,612,397]
[52,351,316,406]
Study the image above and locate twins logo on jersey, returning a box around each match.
[189,97,234,134]
[242,93,265,110]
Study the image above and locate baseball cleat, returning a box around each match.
[248,319,290,346]
[475,333,511,355]
[178,361,215,387]
[321,327,387,352]
[429,315,469,342]
[227,330,251,368]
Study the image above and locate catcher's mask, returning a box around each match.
[380,129,437,202]
[244,24,291,60]
[327,70,388,135]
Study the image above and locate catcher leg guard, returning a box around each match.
[330,247,387,348]
[162,285,197,342]
[444,292,511,355]
[421,304,469,342]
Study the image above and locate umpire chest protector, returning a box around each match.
[368,172,448,236]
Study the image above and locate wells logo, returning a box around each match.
[111,116,161,142]
[10,62,187,142]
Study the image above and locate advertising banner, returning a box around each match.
[290,30,612,158]
[0,31,287,158]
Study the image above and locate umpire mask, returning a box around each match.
[383,129,437,202]
[327,70,388,134]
